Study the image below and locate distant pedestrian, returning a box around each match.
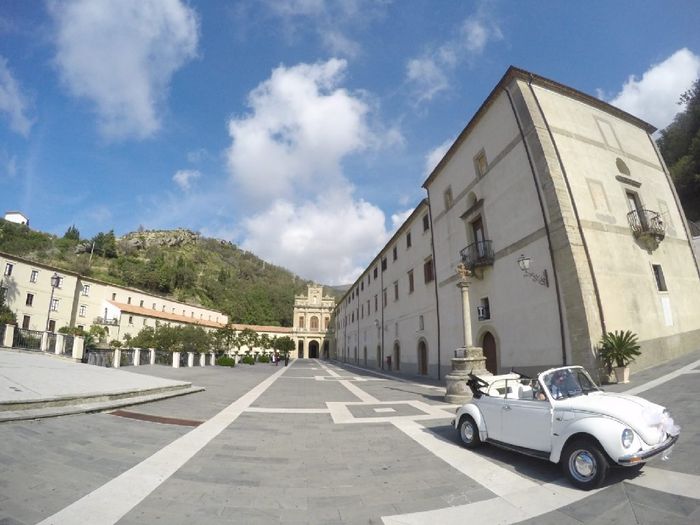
[274,351,279,366]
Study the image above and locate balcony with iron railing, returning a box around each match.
[460,240,495,271]
[627,209,665,249]
[94,316,119,326]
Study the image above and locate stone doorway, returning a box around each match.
[309,340,319,359]
[482,331,498,374]
[393,342,400,371]
[418,340,428,375]
[297,340,305,359]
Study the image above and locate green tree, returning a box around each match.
[92,230,118,258]
[238,328,259,354]
[0,287,17,325]
[63,225,80,241]
[274,336,295,356]
[658,78,700,221]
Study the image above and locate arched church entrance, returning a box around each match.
[393,341,400,371]
[297,340,305,359]
[482,331,498,374]
[417,340,428,375]
[309,340,319,359]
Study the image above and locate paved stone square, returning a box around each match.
[0,352,699,524]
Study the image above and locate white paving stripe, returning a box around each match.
[623,358,700,395]
[627,467,700,500]
[318,361,380,402]
[38,364,291,525]
[336,361,444,391]
[245,407,330,414]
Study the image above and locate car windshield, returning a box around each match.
[542,368,599,399]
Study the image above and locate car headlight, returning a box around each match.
[621,428,634,448]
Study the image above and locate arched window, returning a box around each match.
[298,316,305,329]
[310,316,319,331]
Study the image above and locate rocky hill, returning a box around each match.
[0,221,334,326]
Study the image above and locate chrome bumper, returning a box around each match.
[618,433,679,465]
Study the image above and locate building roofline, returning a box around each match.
[422,66,657,189]
[335,198,429,306]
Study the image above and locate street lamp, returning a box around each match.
[46,272,60,331]
[516,254,549,287]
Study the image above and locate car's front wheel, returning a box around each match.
[459,415,481,449]
[561,439,608,490]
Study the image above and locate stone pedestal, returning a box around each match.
[55,333,65,355]
[444,346,491,403]
[72,336,84,362]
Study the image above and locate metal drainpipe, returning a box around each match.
[504,84,568,365]
[380,259,385,370]
[426,195,441,379]
[527,75,607,339]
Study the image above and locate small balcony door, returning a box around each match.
[626,191,647,229]
[472,217,485,257]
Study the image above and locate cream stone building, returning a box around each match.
[333,67,700,380]
[333,200,439,375]
[292,285,334,359]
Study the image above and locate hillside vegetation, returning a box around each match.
[0,221,323,326]
[658,78,700,222]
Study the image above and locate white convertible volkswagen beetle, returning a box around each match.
[452,366,680,489]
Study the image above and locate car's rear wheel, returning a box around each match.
[459,415,481,449]
[562,439,608,490]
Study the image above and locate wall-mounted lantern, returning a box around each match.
[517,254,549,287]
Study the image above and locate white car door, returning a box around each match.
[500,396,552,451]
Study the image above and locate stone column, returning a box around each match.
[113,348,121,368]
[209,352,215,365]
[149,348,156,365]
[199,353,206,367]
[55,333,65,355]
[187,352,195,367]
[445,264,491,403]
[134,348,141,366]
[72,336,84,361]
[40,332,50,352]
[2,324,14,347]
[173,351,180,368]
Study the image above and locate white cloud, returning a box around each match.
[0,56,32,136]
[0,150,17,179]
[50,0,199,140]
[607,48,700,130]
[227,59,377,201]
[424,139,453,175]
[406,11,502,103]
[391,208,413,231]
[241,187,389,284]
[173,169,202,191]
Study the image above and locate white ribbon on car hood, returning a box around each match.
[641,406,681,437]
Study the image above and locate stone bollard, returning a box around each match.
[2,324,15,347]
[113,348,121,368]
[149,348,156,365]
[444,346,491,403]
[134,348,141,366]
[40,332,50,352]
[188,352,195,367]
[72,336,85,362]
[173,351,180,368]
[55,333,65,355]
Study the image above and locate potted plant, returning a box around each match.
[599,330,641,384]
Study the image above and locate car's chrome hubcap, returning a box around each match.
[570,450,596,481]
[461,421,474,442]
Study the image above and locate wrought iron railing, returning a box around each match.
[120,348,135,366]
[12,328,43,351]
[179,352,189,367]
[62,335,75,356]
[85,348,114,367]
[460,240,495,270]
[47,333,57,353]
[627,209,666,240]
[94,316,119,326]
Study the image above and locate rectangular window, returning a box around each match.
[367,300,370,314]
[381,257,387,271]
[423,258,434,283]
[422,214,430,232]
[127,297,132,305]
[139,300,144,307]
[128,315,134,324]
[406,231,412,249]
[374,295,378,312]
[444,187,453,210]
[474,150,488,177]
[50,298,59,312]
[22,315,30,329]
[382,288,387,308]
[478,298,490,321]
[25,293,34,306]
[373,266,378,279]
[652,264,667,291]
[152,303,156,310]
[57,277,64,288]
[163,305,166,312]
[30,270,38,283]
[352,311,355,322]
[392,245,397,261]
[79,304,87,317]
[48,320,55,332]
[408,270,414,294]
[393,281,399,301]
[82,284,90,296]
[361,281,364,291]
[361,304,364,318]
[4,263,13,276]
[112,292,116,300]
[418,315,424,331]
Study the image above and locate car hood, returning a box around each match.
[556,392,678,445]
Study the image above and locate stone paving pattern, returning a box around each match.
[0,351,699,524]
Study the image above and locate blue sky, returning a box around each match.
[1,1,699,285]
